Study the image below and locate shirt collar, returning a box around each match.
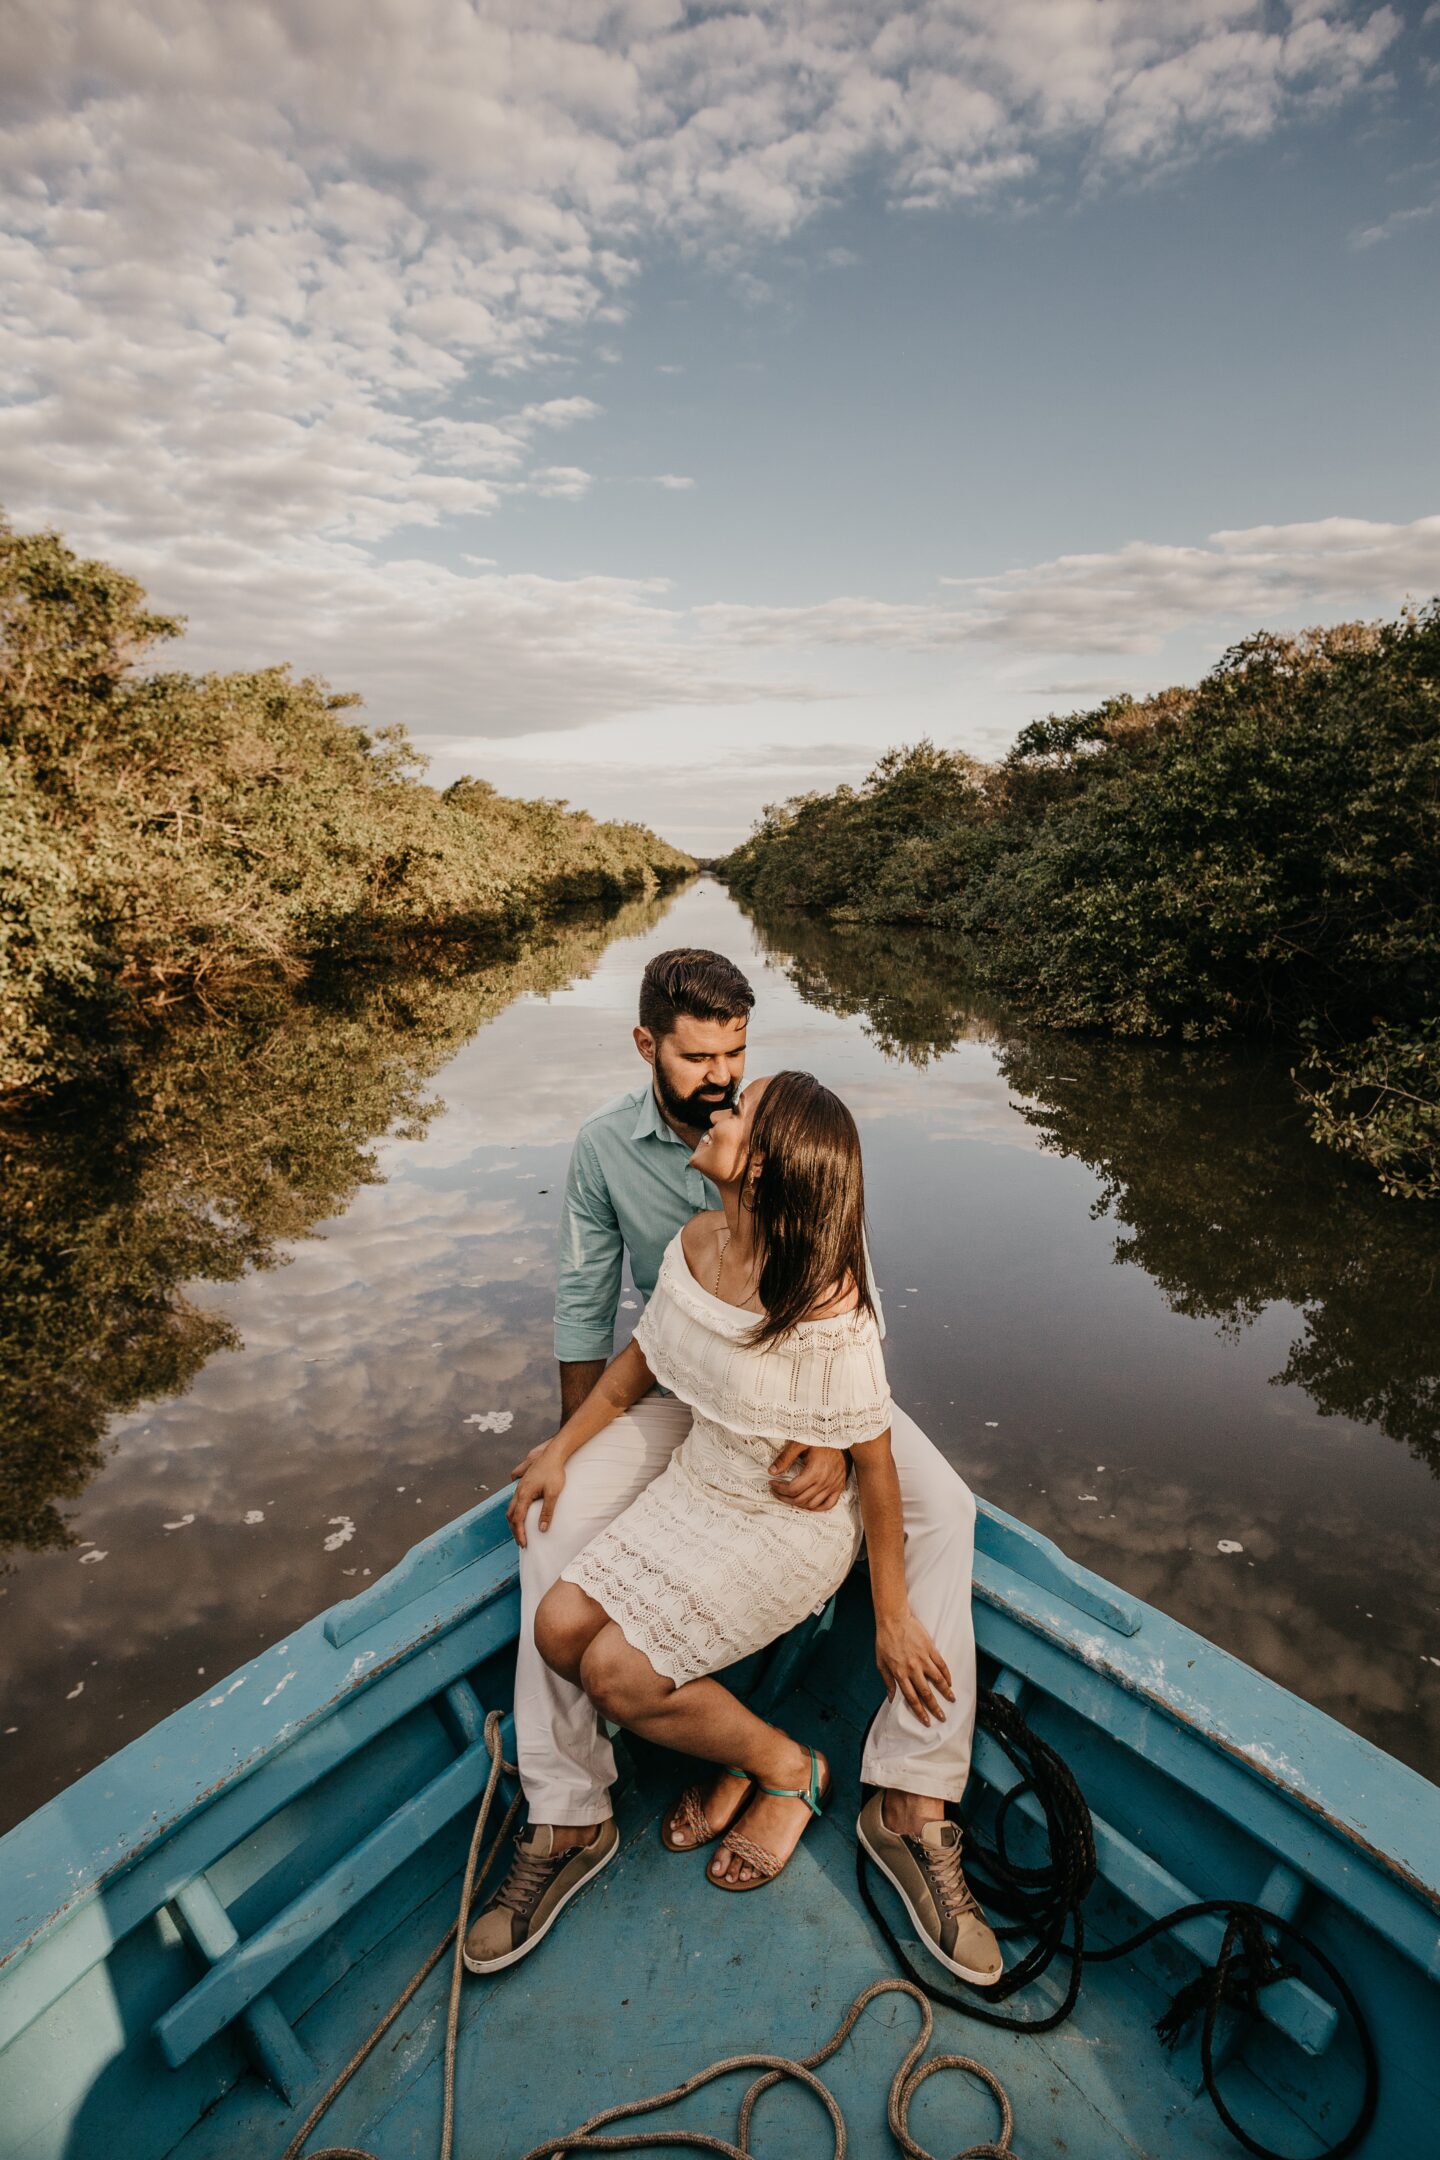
[632,1082,689,1147]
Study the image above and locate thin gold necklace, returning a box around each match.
[712,1226,731,1298]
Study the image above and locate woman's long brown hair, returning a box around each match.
[742,1070,875,1344]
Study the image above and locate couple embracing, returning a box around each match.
[464,947,1001,1988]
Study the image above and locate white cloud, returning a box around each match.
[947,515,1440,652]
[415,728,888,854]
[133,544,822,739]
[26,508,1433,762]
[1352,198,1440,247]
[530,464,594,499]
[696,516,1440,658]
[698,594,972,650]
[0,2,1411,750]
[646,473,696,489]
[1,5,1401,559]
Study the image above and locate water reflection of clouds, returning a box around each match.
[869,1084,1043,1155]
[2,1135,570,1817]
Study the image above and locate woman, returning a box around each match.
[512,1070,955,1891]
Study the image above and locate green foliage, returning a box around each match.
[722,610,1440,1194]
[722,741,989,924]
[0,518,692,1097]
[1296,1021,1440,1201]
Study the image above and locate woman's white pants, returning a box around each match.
[514,1394,980,1824]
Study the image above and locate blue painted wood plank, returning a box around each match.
[170,1879,312,2101]
[969,1729,1339,2055]
[322,1503,513,1648]
[438,1676,488,1750]
[5,1484,1440,2160]
[0,1567,518,2053]
[976,1500,1142,1636]
[154,1714,516,2071]
[354,1749,1312,2160]
[0,1492,519,1999]
[971,1547,1440,1951]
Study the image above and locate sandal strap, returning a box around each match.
[718,1828,783,1881]
[670,1786,712,1847]
[757,1748,825,1818]
[668,1772,752,1846]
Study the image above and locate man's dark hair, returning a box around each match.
[638,948,754,1038]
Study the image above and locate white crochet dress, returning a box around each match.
[561,1231,890,1685]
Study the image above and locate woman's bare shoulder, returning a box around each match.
[680,1211,725,1262]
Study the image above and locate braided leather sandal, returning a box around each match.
[708,1748,831,1893]
[660,1765,754,1853]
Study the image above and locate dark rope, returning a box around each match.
[856,1688,1380,2160]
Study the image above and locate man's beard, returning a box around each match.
[653,1058,736,1131]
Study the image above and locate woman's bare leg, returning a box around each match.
[574,1621,825,1887]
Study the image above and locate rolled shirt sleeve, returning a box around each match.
[553,1127,625,1363]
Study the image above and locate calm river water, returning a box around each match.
[3,876,1438,1831]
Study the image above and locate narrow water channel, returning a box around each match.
[3,877,1438,1831]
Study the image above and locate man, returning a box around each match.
[464,947,1001,1985]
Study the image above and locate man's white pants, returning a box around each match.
[514,1394,979,1824]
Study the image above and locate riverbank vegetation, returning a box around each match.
[0,518,692,1100]
[722,610,1440,1198]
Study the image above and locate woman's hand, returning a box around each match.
[875,1609,955,1727]
[506,1441,567,1548]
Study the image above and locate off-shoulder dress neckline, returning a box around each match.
[670,1231,866,1333]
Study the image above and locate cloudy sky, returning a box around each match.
[3,1,1439,851]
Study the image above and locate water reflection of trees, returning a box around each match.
[746,904,1440,1477]
[747,910,1001,1066]
[0,895,671,1558]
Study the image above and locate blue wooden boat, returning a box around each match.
[2,1484,1437,2159]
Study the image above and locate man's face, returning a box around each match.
[635,1012,749,1132]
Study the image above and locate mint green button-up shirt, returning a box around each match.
[554,1083,721,1363]
[553,1079,885,1363]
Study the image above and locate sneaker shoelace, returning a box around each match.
[495,1839,564,1917]
[926,1831,982,1921]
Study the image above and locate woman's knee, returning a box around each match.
[534,1584,595,1681]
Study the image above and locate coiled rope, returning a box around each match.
[282,1712,1018,2160]
[857,1688,1380,2160]
[509,1980,1014,2160]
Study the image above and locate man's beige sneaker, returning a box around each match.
[857,1793,1003,1987]
[462,1819,619,1975]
